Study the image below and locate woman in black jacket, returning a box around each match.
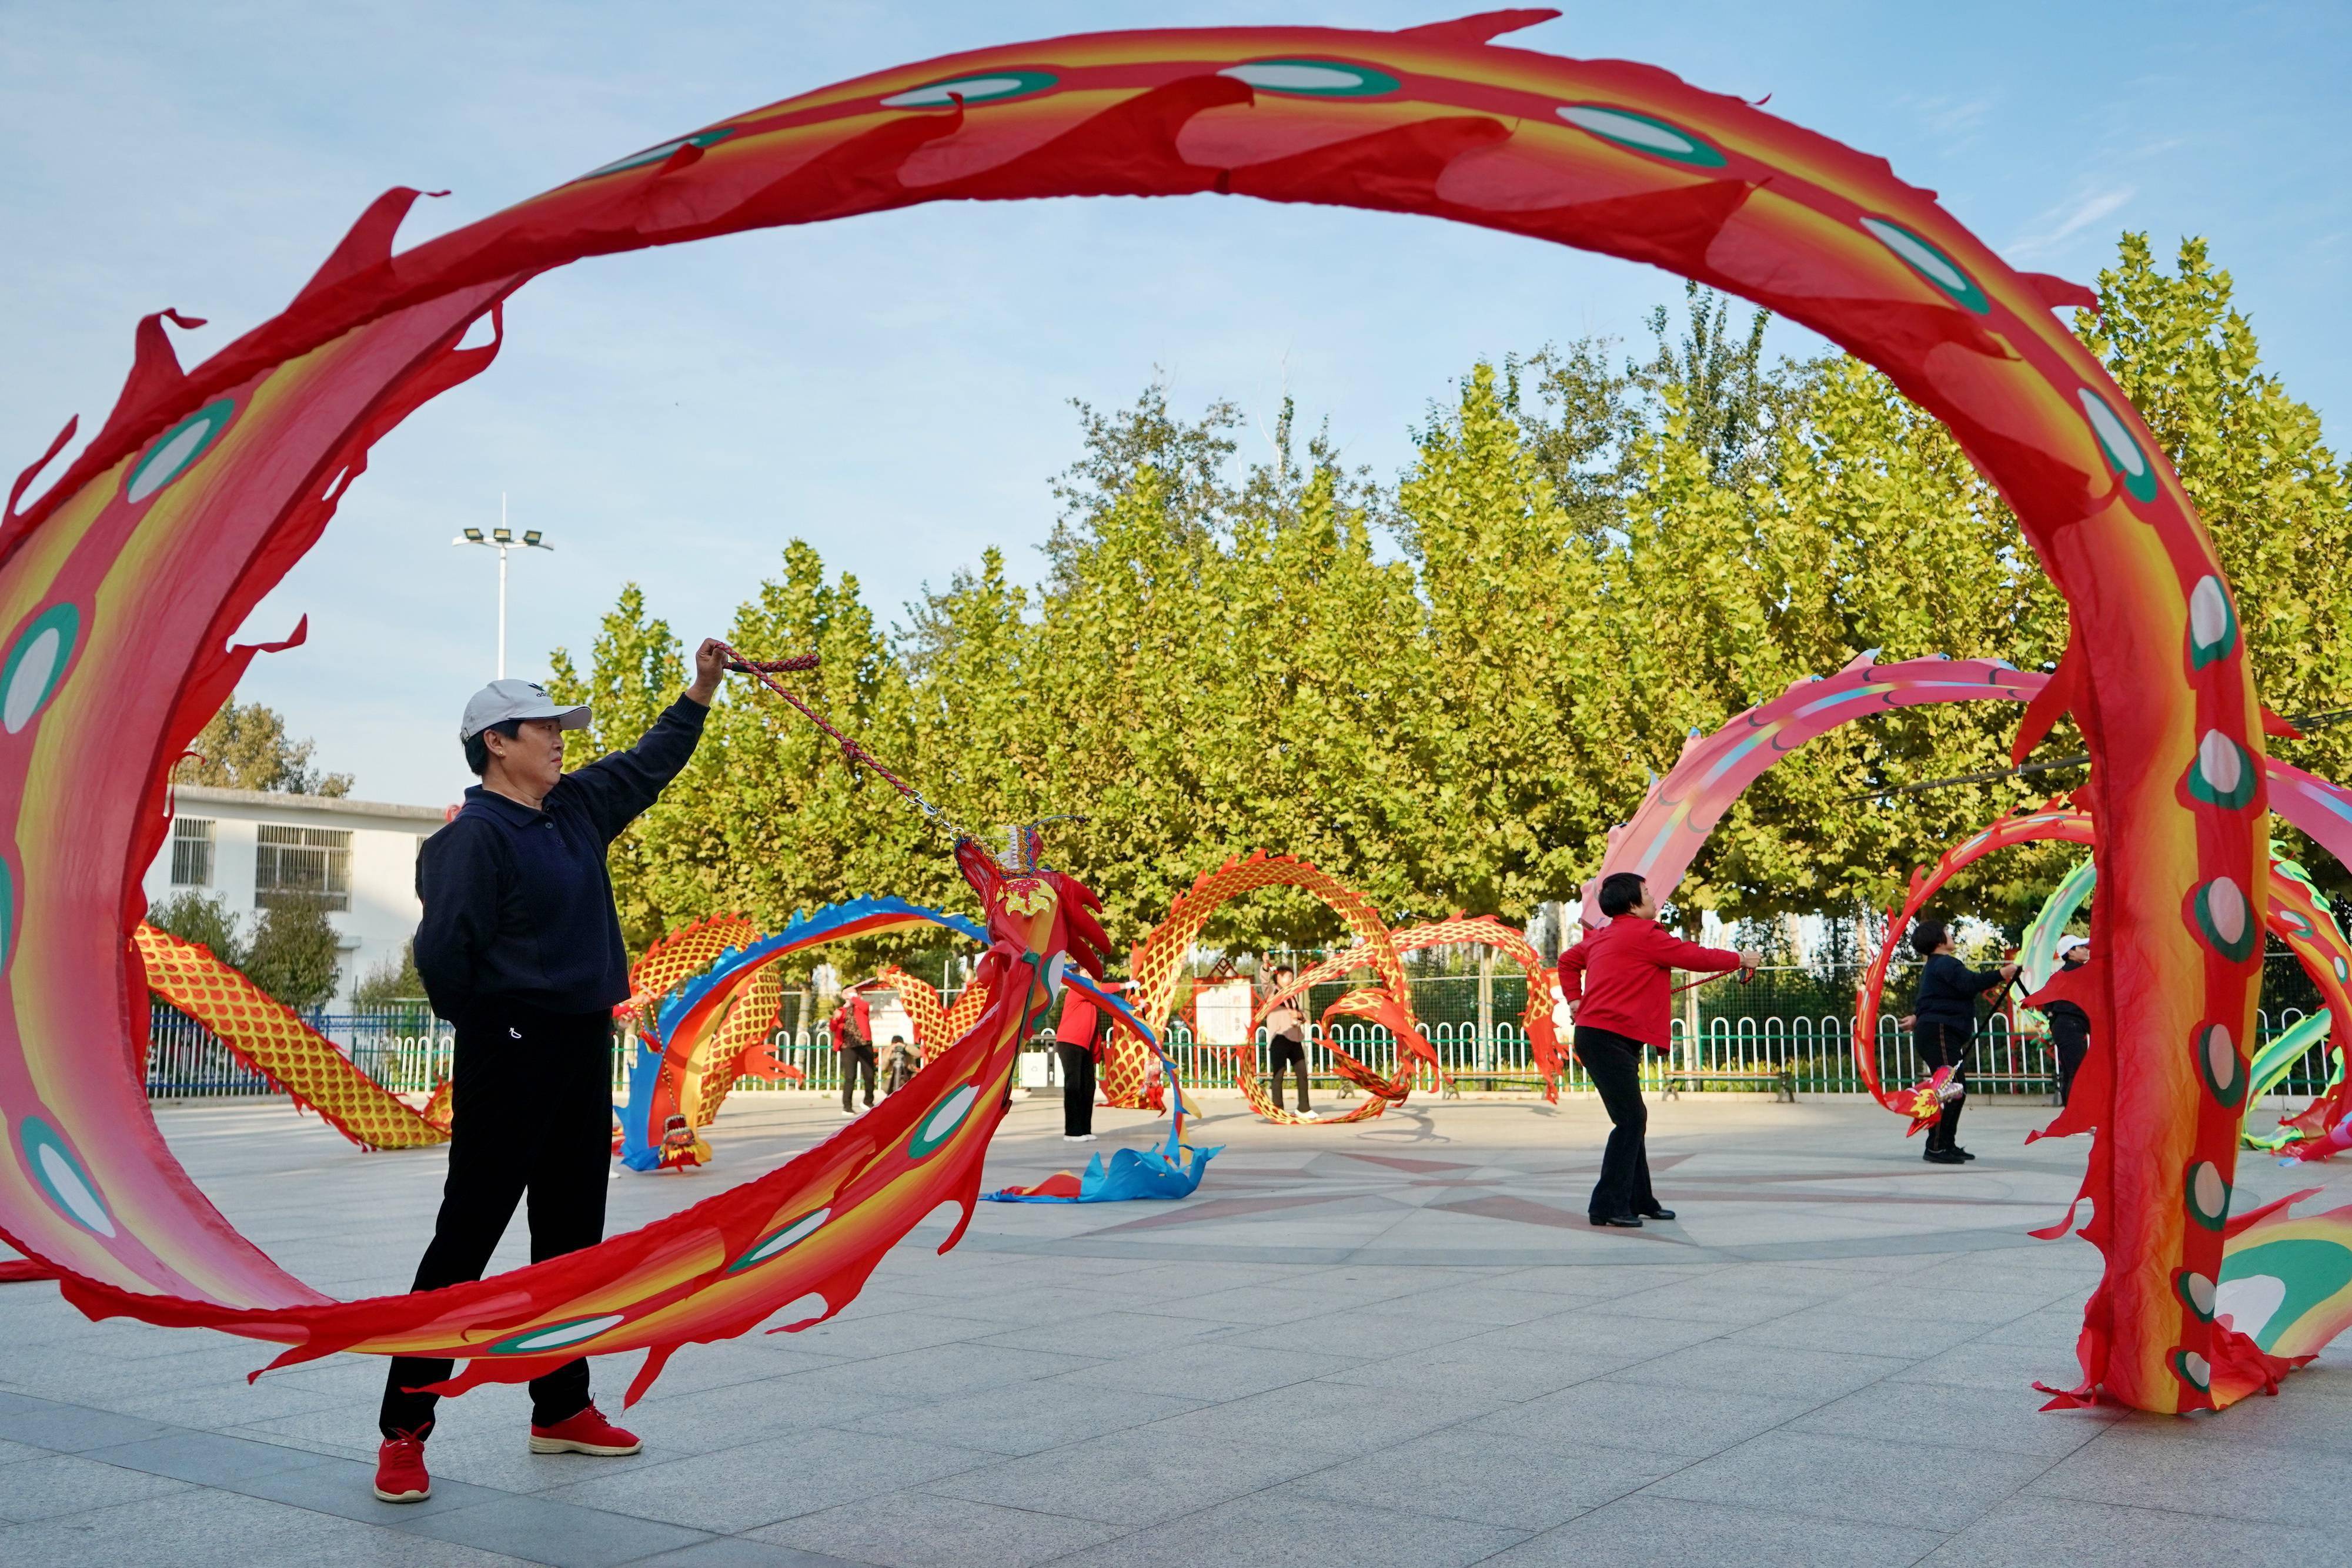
[1898,918,2019,1165]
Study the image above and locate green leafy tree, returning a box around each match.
[1208,409,1432,941]
[148,890,243,964]
[1396,362,1622,920]
[540,231,2352,954]
[241,897,342,1011]
[903,547,1042,848]
[175,699,352,795]
[548,584,687,953]
[607,544,933,975]
[352,941,425,1008]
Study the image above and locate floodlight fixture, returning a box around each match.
[451,495,551,678]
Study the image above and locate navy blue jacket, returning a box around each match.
[1910,952,2008,1031]
[414,696,706,1019]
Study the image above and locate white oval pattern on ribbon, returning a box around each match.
[2,626,62,733]
[2214,1275,2286,1341]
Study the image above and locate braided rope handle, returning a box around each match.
[711,640,968,840]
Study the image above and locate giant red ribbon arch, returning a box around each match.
[0,14,2267,1413]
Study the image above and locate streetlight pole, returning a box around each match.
[452,493,553,678]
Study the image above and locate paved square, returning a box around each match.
[4,1089,2348,1566]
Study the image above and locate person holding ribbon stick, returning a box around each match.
[1559,872,1760,1228]
[374,638,726,1505]
[1897,918,2020,1165]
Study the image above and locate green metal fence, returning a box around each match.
[143,944,2337,1108]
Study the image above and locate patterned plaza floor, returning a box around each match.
[4,1088,2349,1566]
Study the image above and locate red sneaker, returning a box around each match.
[373,1431,431,1502]
[529,1402,643,1456]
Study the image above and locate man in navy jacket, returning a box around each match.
[375,640,722,1505]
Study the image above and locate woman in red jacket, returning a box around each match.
[1559,872,1760,1228]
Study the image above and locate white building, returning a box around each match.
[142,785,452,1009]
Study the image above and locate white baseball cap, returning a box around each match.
[2057,935,2089,954]
[459,678,592,741]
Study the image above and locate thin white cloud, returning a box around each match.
[2008,186,2138,260]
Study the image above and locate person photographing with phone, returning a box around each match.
[1558,872,1761,1228]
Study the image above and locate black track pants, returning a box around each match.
[1915,1021,1972,1152]
[1057,1045,1097,1136]
[380,1002,612,1439]
[1573,1026,1656,1220]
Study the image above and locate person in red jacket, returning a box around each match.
[1054,982,1122,1142]
[831,982,877,1117]
[1559,872,1760,1228]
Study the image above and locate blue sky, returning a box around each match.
[4,2,2346,805]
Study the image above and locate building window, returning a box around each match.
[171,818,215,887]
[255,825,352,911]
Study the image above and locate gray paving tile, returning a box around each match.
[1188,1307,1439,1355]
[0,1450,193,1522]
[1608,1340,1911,1400]
[1476,1308,1728,1356]
[1918,1493,2342,1567]
[1465,1262,1728,1299]
[766,1343,1100,1408]
[2158,1383,2352,1456]
[933,1285,1152,1326]
[235,1450,515,1520]
[1127,1376,1505,1457]
[626,1537,866,1567]
[1596,1283,1842,1326]
[1142,1283,1361,1326]
[2028,1420,2352,1525]
[773,1312,1004,1360]
[622,1341,848,1399]
[1970,1305,2092,1349]
[1317,1335,1640,1402]
[600,1376,923,1455]
[926,1432,1327,1526]
[1898,1338,2092,1392]
[1284,1424,1682,1530]
[1046,1486,1529,1567]
[1045,1339,1334,1402]
[400,1492,713,1566]
[753,1489,1129,1566]
[1402,1279,1646,1335]
[103,1375,347,1428]
[1789,1378,2125,1457]
[1471,1378,1818,1457]
[0,1395,176,1453]
[0,1483,527,1564]
[1837,1285,2045,1325]
[538,1427,993,1532]
[1725,1308,1989,1359]
[1485,1492,1947,1566]
[844,1377,1204,1456]
[967,1309,1230,1358]
[86,1426,342,1486]
[1643,1429,2050,1532]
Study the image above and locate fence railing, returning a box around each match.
[142,992,2339,1107]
